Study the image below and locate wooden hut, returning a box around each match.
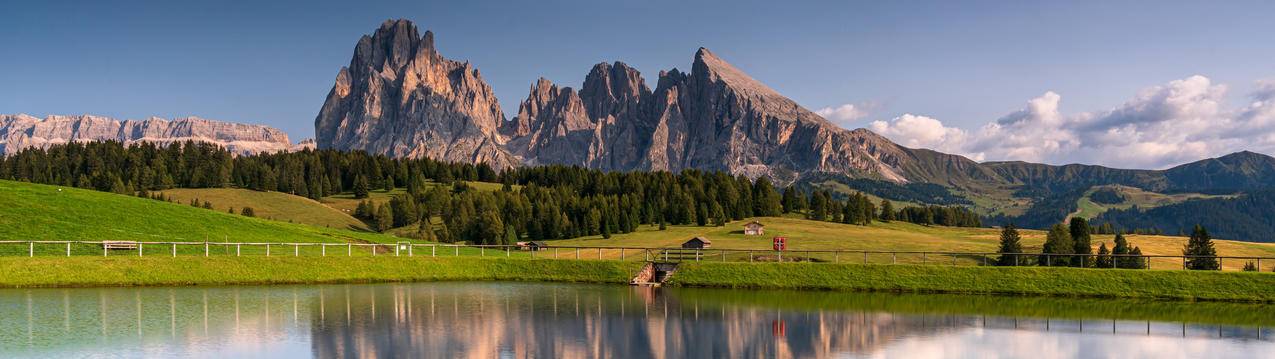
[743,221,765,235]
[518,241,546,251]
[681,237,712,249]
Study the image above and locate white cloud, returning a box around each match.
[868,114,974,158]
[867,75,1275,169]
[816,102,872,126]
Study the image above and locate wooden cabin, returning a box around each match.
[743,221,765,236]
[518,241,546,251]
[681,237,712,249]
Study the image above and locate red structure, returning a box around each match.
[772,237,786,251]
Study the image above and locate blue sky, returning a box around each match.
[5,0,1275,168]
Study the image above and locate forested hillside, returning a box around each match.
[1093,191,1275,242]
[0,141,975,244]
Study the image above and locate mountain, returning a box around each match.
[504,48,954,184]
[314,19,517,168]
[0,114,297,156]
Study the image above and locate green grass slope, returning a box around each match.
[160,188,367,230]
[549,216,1275,270]
[0,180,401,245]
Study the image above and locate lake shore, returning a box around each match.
[3,257,1273,302]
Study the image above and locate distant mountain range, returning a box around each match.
[0,114,309,156]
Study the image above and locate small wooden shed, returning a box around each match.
[518,241,546,251]
[743,221,765,235]
[681,237,712,249]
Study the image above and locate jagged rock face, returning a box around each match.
[0,114,295,156]
[507,48,923,183]
[501,62,655,169]
[314,19,516,168]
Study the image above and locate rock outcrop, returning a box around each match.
[314,19,516,168]
[0,114,296,156]
[505,48,926,184]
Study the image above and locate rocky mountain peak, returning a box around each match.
[0,114,297,156]
[315,19,516,168]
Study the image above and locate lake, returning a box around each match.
[0,282,1271,358]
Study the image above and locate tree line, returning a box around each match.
[994,218,1235,270]
[1,141,993,244]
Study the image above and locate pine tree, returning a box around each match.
[240,207,255,217]
[504,224,519,244]
[1069,217,1092,267]
[1095,243,1113,268]
[1039,224,1074,266]
[1129,247,1146,269]
[1243,261,1259,272]
[375,204,393,233]
[1112,232,1133,269]
[353,175,370,199]
[995,224,1024,266]
[1183,225,1219,270]
[878,200,894,222]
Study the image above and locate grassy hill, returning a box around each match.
[0,180,403,247]
[160,188,367,230]
[547,216,1275,270]
[1073,184,1231,219]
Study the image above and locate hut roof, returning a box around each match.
[744,221,764,227]
[687,236,711,244]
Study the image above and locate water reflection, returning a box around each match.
[0,283,1271,358]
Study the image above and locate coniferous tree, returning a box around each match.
[1095,243,1113,268]
[1129,247,1146,269]
[1039,224,1074,267]
[878,200,894,222]
[1243,261,1259,272]
[1069,217,1093,267]
[995,224,1024,266]
[375,204,393,233]
[1112,232,1134,269]
[240,207,255,217]
[353,175,370,199]
[1183,225,1219,270]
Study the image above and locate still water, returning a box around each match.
[0,282,1272,358]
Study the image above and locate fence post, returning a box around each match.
[347,243,352,256]
[395,244,400,257]
[454,245,459,256]
[104,243,108,257]
[696,250,700,262]
[28,241,33,257]
[205,242,209,257]
[171,243,176,257]
[863,252,868,264]
[1183,256,1187,270]
[921,252,926,265]
[295,244,299,257]
[1014,254,1018,266]
[952,254,957,266]
[748,251,753,262]
[371,245,376,256]
[598,248,603,260]
[138,243,143,257]
[322,244,326,257]
[236,244,240,257]
[1046,254,1050,266]
[506,246,510,258]
[66,242,71,257]
[621,248,625,261]
[480,246,484,257]
[266,244,271,257]
[893,253,897,264]
[431,245,436,257]
[721,250,726,262]
[411,245,415,257]
[575,248,580,260]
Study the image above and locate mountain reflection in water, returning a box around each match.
[0,282,1271,358]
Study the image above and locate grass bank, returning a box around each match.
[0,257,640,288]
[3,256,1272,303]
[667,262,1275,302]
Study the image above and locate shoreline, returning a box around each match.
[3,257,1273,303]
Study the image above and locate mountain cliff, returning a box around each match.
[504,48,937,184]
[314,19,516,168]
[0,114,296,156]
